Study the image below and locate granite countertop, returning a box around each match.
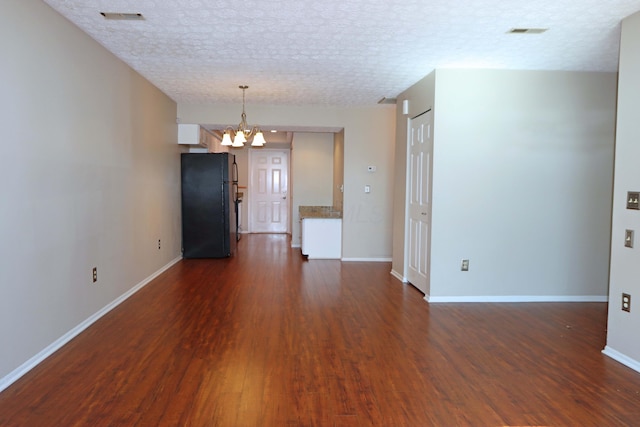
[299,205,342,219]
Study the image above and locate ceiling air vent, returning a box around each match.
[100,12,144,21]
[508,28,548,34]
[377,97,397,105]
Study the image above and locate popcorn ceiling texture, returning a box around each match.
[43,0,640,106]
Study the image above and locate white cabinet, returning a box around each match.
[178,124,204,146]
[178,124,228,153]
[301,218,342,259]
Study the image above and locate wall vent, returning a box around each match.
[100,12,144,21]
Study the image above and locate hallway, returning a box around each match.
[1,234,639,426]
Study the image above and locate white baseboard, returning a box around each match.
[602,346,640,374]
[390,269,406,283]
[341,257,392,262]
[0,256,182,394]
[427,295,609,303]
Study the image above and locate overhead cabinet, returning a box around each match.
[178,124,228,153]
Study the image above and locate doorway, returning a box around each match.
[248,149,290,233]
[404,110,433,296]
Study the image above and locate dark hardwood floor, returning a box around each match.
[1,234,639,426]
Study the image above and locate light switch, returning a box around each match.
[627,191,639,210]
[625,229,634,248]
[364,185,371,193]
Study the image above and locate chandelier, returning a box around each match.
[221,85,266,148]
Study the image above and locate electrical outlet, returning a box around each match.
[461,259,469,271]
[625,230,634,248]
[622,293,631,312]
[92,267,97,283]
[158,239,161,250]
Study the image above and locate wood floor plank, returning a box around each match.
[1,234,640,426]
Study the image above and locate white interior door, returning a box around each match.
[405,110,433,295]
[249,149,289,233]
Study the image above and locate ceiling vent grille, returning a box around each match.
[508,28,548,34]
[377,97,397,105]
[100,12,144,21]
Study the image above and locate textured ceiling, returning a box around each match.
[43,0,640,106]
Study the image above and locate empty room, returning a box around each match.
[1,0,640,425]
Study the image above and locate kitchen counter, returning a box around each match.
[299,206,342,259]
[299,205,342,219]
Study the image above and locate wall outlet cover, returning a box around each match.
[622,293,631,312]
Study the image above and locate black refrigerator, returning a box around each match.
[181,153,238,258]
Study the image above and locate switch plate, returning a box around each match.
[622,293,631,312]
[461,259,469,271]
[364,185,371,193]
[625,229,634,248]
[92,267,97,283]
[627,191,639,210]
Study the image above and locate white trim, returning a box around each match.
[602,346,640,374]
[341,257,392,262]
[427,295,609,303]
[291,243,301,248]
[0,256,182,393]
[390,269,406,282]
[402,116,412,289]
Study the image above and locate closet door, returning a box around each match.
[406,110,433,295]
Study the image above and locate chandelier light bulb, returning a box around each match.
[221,132,233,146]
[251,131,266,147]
[232,131,246,147]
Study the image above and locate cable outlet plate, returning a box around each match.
[622,293,631,312]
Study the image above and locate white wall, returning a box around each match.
[604,11,640,371]
[291,133,335,247]
[393,69,617,300]
[0,0,182,387]
[178,104,396,260]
